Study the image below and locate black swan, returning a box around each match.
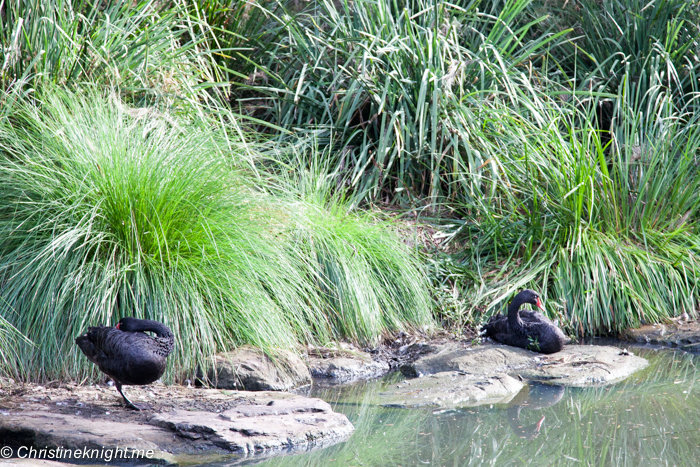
[76,317,174,410]
[482,289,567,354]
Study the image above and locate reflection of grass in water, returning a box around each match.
[474,348,700,467]
[260,349,700,466]
[260,374,429,466]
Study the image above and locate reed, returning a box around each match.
[0,0,223,107]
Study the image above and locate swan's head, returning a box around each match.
[116,317,139,331]
[516,289,546,312]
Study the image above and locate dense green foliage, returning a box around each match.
[0,0,224,107]
[551,0,700,100]
[218,0,700,334]
[227,0,566,203]
[2,0,700,380]
[0,90,431,380]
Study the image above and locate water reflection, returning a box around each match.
[253,347,700,467]
[507,382,565,439]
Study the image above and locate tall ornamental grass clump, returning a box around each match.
[0,89,433,381]
[531,0,700,138]
[262,149,434,342]
[289,200,434,343]
[403,0,700,334]
[208,0,700,334]
[0,89,312,380]
[551,0,700,99]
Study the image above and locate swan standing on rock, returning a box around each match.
[482,289,567,354]
[76,317,174,410]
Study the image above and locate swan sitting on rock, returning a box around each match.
[482,289,567,354]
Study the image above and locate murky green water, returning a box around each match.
[253,345,700,467]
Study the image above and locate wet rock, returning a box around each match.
[403,343,532,377]
[0,383,353,465]
[370,337,445,371]
[377,372,524,409]
[153,396,353,454]
[398,341,441,357]
[622,321,700,350]
[308,347,389,383]
[516,345,648,386]
[404,344,648,387]
[203,345,311,391]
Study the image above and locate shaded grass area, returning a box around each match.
[546,0,700,103]
[0,89,432,381]
[227,0,568,203]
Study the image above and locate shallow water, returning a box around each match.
[251,345,700,467]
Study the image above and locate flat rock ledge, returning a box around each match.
[406,344,648,386]
[0,382,353,465]
[622,321,700,350]
[308,346,390,383]
[372,344,648,409]
[378,372,524,409]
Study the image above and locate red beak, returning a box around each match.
[116,323,121,330]
[536,415,546,431]
[536,297,546,312]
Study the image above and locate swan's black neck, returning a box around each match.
[145,321,173,339]
[507,295,527,328]
[119,318,173,339]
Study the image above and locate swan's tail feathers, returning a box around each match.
[480,321,494,336]
[76,327,111,364]
[75,334,100,365]
[481,313,506,337]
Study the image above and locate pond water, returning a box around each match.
[251,345,700,467]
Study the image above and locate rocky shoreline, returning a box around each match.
[0,331,663,466]
[0,338,431,466]
[621,319,700,350]
[0,382,354,466]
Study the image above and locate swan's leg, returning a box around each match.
[114,381,151,411]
